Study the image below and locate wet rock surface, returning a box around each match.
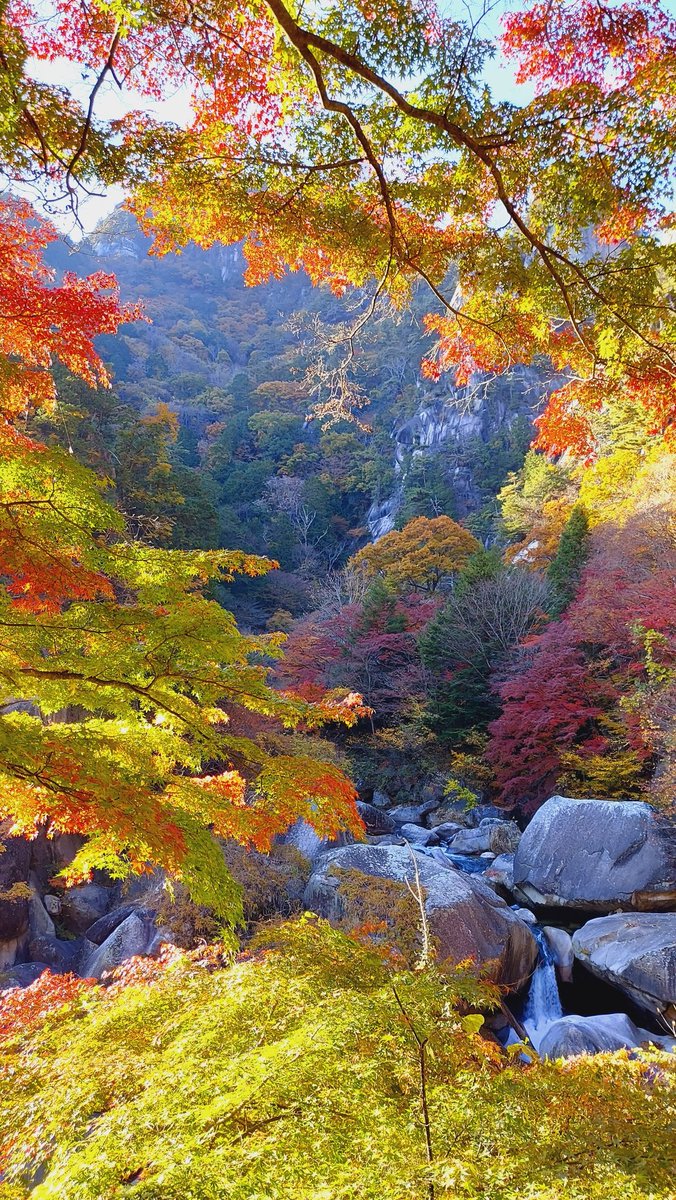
[538,1012,674,1059]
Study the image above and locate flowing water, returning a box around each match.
[521,924,564,1048]
[420,845,489,874]
[438,849,565,1046]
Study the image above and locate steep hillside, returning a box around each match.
[44,208,553,624]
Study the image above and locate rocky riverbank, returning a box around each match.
[1,793,674,1059]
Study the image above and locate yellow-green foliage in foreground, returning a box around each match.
[0,917,673,1200]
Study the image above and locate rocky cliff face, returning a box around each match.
[367,366,558,538]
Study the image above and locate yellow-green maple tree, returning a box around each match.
[0,199,365,922]
[353,516,480,592]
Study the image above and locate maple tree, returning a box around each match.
[0,197,366,923]
[278,579,436,720]
[352,516,480,593]
[487,489,676,810]
[0,0,671,424]
[0,915,674,1199]
[0,0,673,887]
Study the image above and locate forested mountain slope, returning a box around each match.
[43,207,545,628]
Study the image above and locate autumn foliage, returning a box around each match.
[0,917,674,1199]
[0,0,673,884]
[0,198,140,426]
[352,516,480,593]
[0,196,365,923]
[488,469,676,810]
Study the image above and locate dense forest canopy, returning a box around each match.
[0,0,673,892]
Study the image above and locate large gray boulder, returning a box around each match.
[572,912,676,1018]
[60,884,113,934]
[447,826,492,855]
[303,844,537,988]
[539,1013,674,1059]
[276,819,353,866]
[513,796,676,911]
[389,800,438,827]
[85,904,142,946]
[81,913,154,980]
[398,824,438,846]
[28,933,82,974]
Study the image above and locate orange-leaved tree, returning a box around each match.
[1,0,674,428]
[0,197,366,926]
[352,516,480,593]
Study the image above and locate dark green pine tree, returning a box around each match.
[547,504,590,615]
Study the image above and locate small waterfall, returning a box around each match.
[522,925,563,1048]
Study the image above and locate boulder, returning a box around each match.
[60,884,113,934]
[371,790,392,809]
[277,819,353,866]
[572,912,676,1017]
[539,1013,674,1059]
[0,962,49,991]
[542,926,574,983]
[0,835,31,963]
[389,800,438,827]
[513,796,676,911]
[428,801,472,829]
[398,824,438,846]
[28,879,55,939]
[466,805,506,828]
[304,844,537,988]
[85,904,142,946]
[513,907,537,926]
[28,933,82,973]
[432,822,464,842]
[484,854,515,892]
[355,802,396,836]
[447,826,492,855]
[147,927,178,956]
[487,821,521,856]
[81,913,154,980]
